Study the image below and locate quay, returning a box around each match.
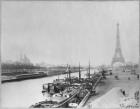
[84,70,140,108]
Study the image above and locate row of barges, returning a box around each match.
[30,64,105,108]
[2,72,48,83]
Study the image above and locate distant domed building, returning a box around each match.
[20,54,31,65]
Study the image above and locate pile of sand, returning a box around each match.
[89,87,125,108]
[89,86,140,109]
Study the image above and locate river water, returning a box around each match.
[1,71,90,108]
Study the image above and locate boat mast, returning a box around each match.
[79,62,81,82]
[65,64,69,81]
[66,64,69,79]
[68,65,71,84]
[89,61,90,79]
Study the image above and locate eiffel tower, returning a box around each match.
[111,23,125,66]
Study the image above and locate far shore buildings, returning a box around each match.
[2,54,47,74]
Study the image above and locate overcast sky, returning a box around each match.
[1,1,139,66]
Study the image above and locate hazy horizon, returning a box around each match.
[1,1,139,66]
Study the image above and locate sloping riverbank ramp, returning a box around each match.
[89,87,125,108]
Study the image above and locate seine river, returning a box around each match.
[1,70,90,108]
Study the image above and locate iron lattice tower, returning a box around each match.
[111,23,125,66]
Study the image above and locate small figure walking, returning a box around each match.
[135,91,139,103]
[137,74,139,80]
[121,89,126,96]
[122,90,125,96]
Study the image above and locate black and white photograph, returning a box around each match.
[1,0,140,109]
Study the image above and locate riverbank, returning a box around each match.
[84,71,140,108]
[2,70,86,84]
[2,73,48,83]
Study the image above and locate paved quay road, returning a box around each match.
[1,70,93,108]
[84,70,140,108]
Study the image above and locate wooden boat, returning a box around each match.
[30,86,81,108]
[42,65,76,96]
[68,89,90,108]
[31,63,103,108]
